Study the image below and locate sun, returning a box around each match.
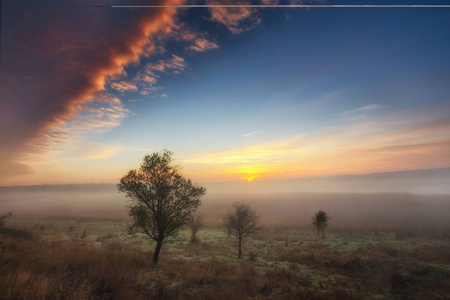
[245,176,255,182]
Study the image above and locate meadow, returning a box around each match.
[1,215,449,299]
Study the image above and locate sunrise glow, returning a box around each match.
[1,1,449,187]
[2,3,450,299]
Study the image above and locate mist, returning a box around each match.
[1,168,450,230]
[204,167,450,194]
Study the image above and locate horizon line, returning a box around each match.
[2,166,449,188]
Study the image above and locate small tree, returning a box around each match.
[223,202,259,258]
[118,150,206,264]
[224,218,232,238]
[0,212,12,228]
[312,210,330,239]
[187,212,204,243]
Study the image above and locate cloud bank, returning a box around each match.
[1,0,267,182]
[0,0,183,180]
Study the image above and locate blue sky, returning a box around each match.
[1,1,450,185]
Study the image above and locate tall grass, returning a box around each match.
[1,226,449,299]
[0,235,360,299]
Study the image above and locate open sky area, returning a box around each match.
[1,0,450,187]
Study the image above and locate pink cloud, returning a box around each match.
[174,25,220,52]
[110,81,138,93]
[208,0,261,34]
[146,55,186,72]
[189,38,219,52]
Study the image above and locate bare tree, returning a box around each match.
[223,217,232,238]
[312,210,330,239]
[118,150,206,264]
[187,212,204,243]
[0,212,12,228]
[223,202,259,258]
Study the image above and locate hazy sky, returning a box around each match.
[1,0,450,186]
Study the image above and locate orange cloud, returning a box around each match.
[0,0,185,181]
[208,0,261,34]
[189,38,219,52]
[146,55,186,73]
[110,81,138,93]
[172,23,220,52]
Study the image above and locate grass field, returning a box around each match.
[1,215,449,299]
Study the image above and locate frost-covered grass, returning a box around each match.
[2,215,449,299]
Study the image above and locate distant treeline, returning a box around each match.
[0,183,117,193]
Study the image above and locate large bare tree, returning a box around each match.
[223,202,259,258]
[118,150,206,264]
[312,210,330,239]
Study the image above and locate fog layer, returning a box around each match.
[1,168,450,229]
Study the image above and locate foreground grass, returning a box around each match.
[1,217,449,299]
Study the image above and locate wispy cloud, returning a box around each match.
[110,81,138,93]
[75,143,122,160]
[242,131,259,138]
[174,26,220,53]
[133,55,187,95]
[342,104,384,120]
[145,55,186,73]
[208,0,262,34]
[14,93,129,170]
[70,94,129,132]
[349,104,383,113]
[189,38,219,52]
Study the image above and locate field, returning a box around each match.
[1,215,449,299]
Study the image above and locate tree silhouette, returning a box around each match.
[223,202,259,258]
[118,150,206,264]
[187,212,204,243]
[0,212,12,228]
[224,218,232,238]
[312,210,330,239]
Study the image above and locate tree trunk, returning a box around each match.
[153,238,163,264]
[317,226,320,237]
[190,230,196,243]
[322,228,325,239]
[238,237,242,258]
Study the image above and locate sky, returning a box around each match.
[1,0,450,187]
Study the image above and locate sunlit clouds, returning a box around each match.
[208,0,262,34]
[72,95,129,131]
[189,38,220,52]
[2,1,450,187]
[0,0,184,181]
[1,0,265,184]
[171,23,221,53]
[133,55,186,95]
[110,81,138,93]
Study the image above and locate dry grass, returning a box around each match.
[1,218,449,299]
